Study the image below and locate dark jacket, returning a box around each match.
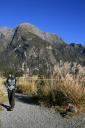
[6,77,16,91]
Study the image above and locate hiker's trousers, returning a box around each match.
[7,89,15,108]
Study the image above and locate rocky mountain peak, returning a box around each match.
[17,23,63,44]
[18,22,44,39]
[0,23,85,76]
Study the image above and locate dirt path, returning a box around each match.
[0,94,85,128]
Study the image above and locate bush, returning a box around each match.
[16,62,85,110]
[35,62,85,107]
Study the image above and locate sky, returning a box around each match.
[0,0,85,45]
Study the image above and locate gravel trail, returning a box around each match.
[0,94,85,128]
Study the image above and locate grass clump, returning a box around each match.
[16,62,85,114]
[17,76,37,95]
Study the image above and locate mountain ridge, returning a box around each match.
[0,23,85,76]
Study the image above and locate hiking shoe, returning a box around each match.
[10,107,14,111]
[10,108,13,111]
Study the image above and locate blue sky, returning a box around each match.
[0,0,85,45]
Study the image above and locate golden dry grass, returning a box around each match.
[0,77,6,104]
[17,76,38,95]
[17,72,85,109]
[53,74,85,105]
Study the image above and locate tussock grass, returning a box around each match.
[16,62,85,113]
[17,74,85,107]
[17,76,37,95]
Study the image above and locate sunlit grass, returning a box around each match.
[0,77,6,104]
[17,76,37,95]
[16,64,85,114]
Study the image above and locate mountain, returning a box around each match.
[0,27,14,51]
[0,23,85,76]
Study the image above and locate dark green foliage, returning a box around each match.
[36,79,45,97]
[16,85,23,93]
[54,91,72,106]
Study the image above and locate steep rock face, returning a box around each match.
[0,23,85,75]
[6,24,57,75]
[0,28,14,49]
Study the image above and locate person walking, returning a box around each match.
[6,74,16,111]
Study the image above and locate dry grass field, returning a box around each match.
[17,67,85,113]
[0,62,85,113]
